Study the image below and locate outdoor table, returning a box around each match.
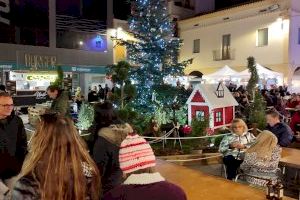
[281,147,300,169]
[156,159,293,200]
[280,148,300,199]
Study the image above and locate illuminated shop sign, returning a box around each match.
[24,54,57,70]
[26,74,57,81]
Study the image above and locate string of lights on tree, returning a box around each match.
[117,0,192,113]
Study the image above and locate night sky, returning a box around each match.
[113,0,258,20]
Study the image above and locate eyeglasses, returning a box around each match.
[0,104,14,109]
[232,125,243,129]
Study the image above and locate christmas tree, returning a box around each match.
[120,0,192,113]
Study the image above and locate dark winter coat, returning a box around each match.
[50,90,70,116]
[266,122,293,147]
[103,172,187,200]
[0,114,27,180]
[11,162,95,199]
[93,125,131,194]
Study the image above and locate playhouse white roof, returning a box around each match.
[186,84,239,109]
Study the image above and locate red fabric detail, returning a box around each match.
[121,160,156,171]
[121,141,147,149]
[119,149,153,159]
[120,152,154,162]
[191,91,205,102]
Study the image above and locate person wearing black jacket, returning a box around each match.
[91,101,133,195]
[0,92,27,199]
[266,110,293,147]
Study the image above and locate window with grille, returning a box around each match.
[196,110,205,121]
[216,111,222,122]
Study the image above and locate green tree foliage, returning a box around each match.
[117,0,192,113]
[246,56,259,99]
[107,61,136,109]
[52,65,64,88]
[248,91,266,130]
[76,103,94,131]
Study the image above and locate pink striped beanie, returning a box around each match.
[119,134,156,174]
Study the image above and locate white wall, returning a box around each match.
[179,11,289,73]
[289,0,300,68]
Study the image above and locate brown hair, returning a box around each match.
[46,85,60,92]
[20,113,100,200]
[266,110,280,119]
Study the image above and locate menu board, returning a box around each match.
[6,80,17,95]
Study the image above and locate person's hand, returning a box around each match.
[236,143,245,149]
[230,142,239,148]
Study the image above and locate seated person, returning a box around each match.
[103,133,187,200]
[266,110,294,147]
[240,130,281,186]
[219,118,256,180]
[289,105,300,134]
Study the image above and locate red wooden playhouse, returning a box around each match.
[187,83,238,130]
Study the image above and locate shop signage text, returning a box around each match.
[34,91,47,100]
[26,74,57,82]
[0,0,10,25]
[25,54,57,70]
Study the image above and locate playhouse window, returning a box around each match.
[196,111,205,121]
[216,112,222,122]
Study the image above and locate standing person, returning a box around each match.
[0,92,27,199]
[46,85,70,116]
[240,130,281,186]
[11,113,101,200]
[92,102,133,194]
[219,118,256,180]
[103,133,187,200]
[266,110,294,147]
[104,84,110,100]
[97,85,105,101]
[74,87,83,111]
[88,86,98,102]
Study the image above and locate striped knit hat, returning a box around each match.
[119,134,156,174]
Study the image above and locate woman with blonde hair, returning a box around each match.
[240,130,281,186]
[219,118,256,180]
[11,112,101,200]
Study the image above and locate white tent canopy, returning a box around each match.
[236,63,284,86]
[237,63,283,79]
[202,65,238,80]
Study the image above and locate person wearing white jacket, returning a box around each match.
[219,118,256,180]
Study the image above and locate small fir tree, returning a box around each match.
[248,91,266,130]
[76,103,94,131]
[52,65,64,88]
[107,61,136,109]
[246,56,259,99]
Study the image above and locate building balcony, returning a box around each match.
[212,48,235,61]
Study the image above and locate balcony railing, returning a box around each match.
[212,48,235,61]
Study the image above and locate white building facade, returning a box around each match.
[178,0,300,88]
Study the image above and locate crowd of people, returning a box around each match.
[1,81,300,199]
[219,109,295,187]
[0,91,187,200]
